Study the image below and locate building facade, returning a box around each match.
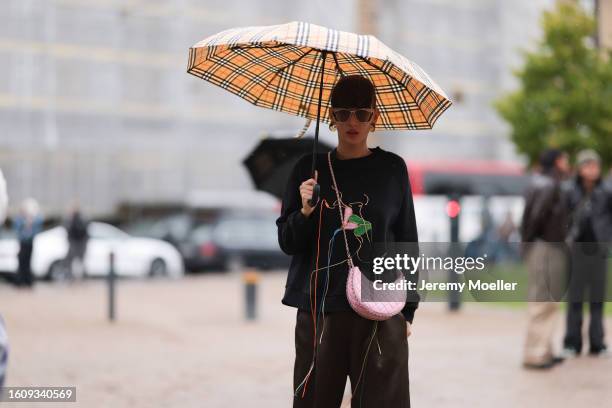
[0,0,557,217]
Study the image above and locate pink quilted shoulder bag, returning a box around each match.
[327,151,407,321]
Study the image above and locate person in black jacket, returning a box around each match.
[562,149,611,357]
[13,199,43,288]
[62,204,89,280]
[0,315,7,390]
[521,148,571,369]
[276,75,419,407]
[0,170,7,390]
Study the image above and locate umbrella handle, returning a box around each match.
[308,184,320,207]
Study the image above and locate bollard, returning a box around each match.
[447,195,462,311]
[243,269,260,321]
[108,251,116,322]
[448,266,461,311]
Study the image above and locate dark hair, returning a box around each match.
[330,75,377,109]
[538,148,564,173]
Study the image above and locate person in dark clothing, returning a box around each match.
[520,148,571,369]
[0,171,7,389]
[13,198,43,288]
[63,205,90,280]
[276,75,419,407]
[0,315,7,390]
[562,149,611,357]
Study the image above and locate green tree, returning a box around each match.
[495,1,612,167]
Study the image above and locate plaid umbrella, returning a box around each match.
[187,21,452,204]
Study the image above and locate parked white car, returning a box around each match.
[0,222,184,280]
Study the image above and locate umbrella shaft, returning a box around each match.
[311,50,327,177]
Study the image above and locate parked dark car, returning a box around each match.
[124,213,219,272]
[211,213,291,270]
[180,223,230,271]
[124,211,290,272]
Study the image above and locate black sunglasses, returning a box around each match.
[331,108,374,123]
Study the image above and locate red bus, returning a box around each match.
[406,160,528,196]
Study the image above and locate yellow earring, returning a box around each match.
[370,124,376,132]
[329,122,336,131]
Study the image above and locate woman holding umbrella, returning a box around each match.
[189,21,450,406]
[276,75,419,407]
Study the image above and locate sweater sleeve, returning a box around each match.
[276,156,317,256]
[392,159,420,324]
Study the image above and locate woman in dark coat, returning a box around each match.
[276,75,419,407]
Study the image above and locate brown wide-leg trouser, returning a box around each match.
[293,309,410,408]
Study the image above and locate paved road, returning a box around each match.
[0,272,610,407]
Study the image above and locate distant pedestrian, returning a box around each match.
[62,204,89,280]
[562,149,611,358]
[0,315,7,389]
[13,198,43,288]
[0,168,7,226]
[0,170,7,391]
[521,149,571,369]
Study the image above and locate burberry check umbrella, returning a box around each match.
[187,21,452,205]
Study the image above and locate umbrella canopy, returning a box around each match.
[187,21,452,131]
[243,136,334,200]
[188,21,452,206]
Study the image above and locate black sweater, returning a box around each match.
[275,146,419,323]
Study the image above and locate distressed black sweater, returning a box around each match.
[275,146,419,323]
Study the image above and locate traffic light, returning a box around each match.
[446,199,461,218]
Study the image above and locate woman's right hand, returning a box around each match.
[299,170,318,217]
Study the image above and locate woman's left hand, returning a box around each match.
[406,322,412,338]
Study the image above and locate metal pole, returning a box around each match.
[108,251,116,322]
[594,0,600,49]
[448,194,461,311]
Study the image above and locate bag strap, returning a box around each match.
[327,151,354,269]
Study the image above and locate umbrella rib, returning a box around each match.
[357,55,443,129]
[197,42,288,71]
[228,42,288,51]
[357,55,414,97]
[331,52,345,77]
[274,46,316,74]
[252,46,316,106]
[359,56,444,128]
